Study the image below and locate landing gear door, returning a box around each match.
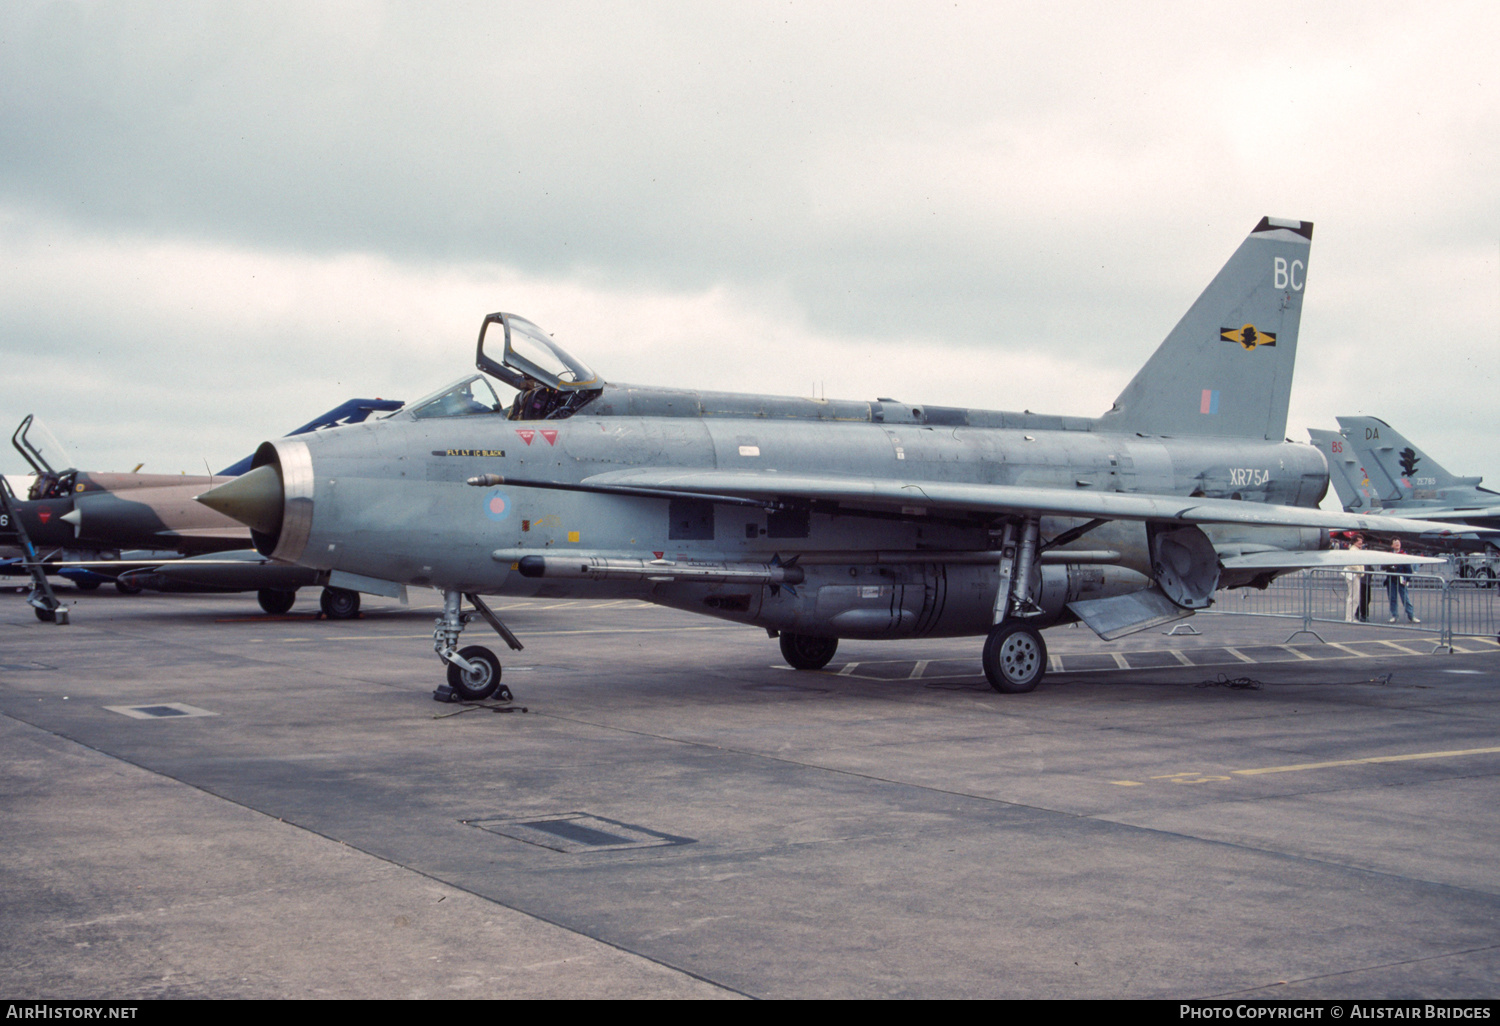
[475,312,601,393]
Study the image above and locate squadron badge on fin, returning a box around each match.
[1221,324,1277,350]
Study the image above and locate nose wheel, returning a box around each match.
[433,590,524,702]
[445,645,510,701]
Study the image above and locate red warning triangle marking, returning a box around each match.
[516,429,535,445]
[540,429,558,446]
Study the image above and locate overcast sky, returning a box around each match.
[2,1,1496,498]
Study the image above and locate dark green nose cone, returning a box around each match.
[196,464,283,536]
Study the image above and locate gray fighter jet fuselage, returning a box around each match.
[200,217,1461,695]
[250,390,1330,609]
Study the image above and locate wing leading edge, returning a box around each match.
[569,468,1486,537]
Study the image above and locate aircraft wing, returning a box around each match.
[1356,506,1500,522]
[1218,550,1445,570]
[568,468,1488,536]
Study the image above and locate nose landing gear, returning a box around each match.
[446,645,506,701]
[432,589,524,702]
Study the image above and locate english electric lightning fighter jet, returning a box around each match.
[1311,418,1500,525]
[1310,417,1500,577]
[199,217,1466,697]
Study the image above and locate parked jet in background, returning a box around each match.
[200,217,1461,697]
[1310,417,1500,580]
[114,551,322,615]
[8,399,402,616]
[1311,417,1500,524]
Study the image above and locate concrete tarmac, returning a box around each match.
[3,587,1499,999]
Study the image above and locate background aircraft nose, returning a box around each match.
[196,464,283,536]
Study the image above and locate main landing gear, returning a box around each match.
[982,515,1049,694]
[775,517,1054,694]
[253,586,358,618]
[779,632,839,670]
[258,588,298,615]
[981,622,1047,693]
[432,589,525,702]
[319,586,360,619]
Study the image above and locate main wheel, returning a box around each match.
[115,578,142,595]
[258,588,297,615]
[319,586,360,619]
[1480,568,1496,590]
[982,622,1047,693]
[779,632,839,670]
[446,645,502,701]
[34,605,55,622]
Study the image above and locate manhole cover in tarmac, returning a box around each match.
[105,703,218,720]
[466,813,693,853]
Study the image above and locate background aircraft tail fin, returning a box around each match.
[1308,427,1380,510]
[1098,217,1312,440]
[1335,416,1472,502]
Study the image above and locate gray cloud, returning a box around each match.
[1,2,1496,482]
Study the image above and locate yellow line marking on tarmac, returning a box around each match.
[1281,645,1316,660]
[1111,652,1129,669]
[1231,746,1500,777]
[1376,639,1425,655]
[1111,780,1144,786]
[909,660,930,680]
[1171,649,1193,666]
[1327,642,1366,657]
[1223,647,1256,663]
[1452,639,1500,652]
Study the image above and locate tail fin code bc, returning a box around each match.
[1099,216,1313,441]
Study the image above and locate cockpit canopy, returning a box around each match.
[477,313,600,393]
[402,313,603,422]
[11,415,79,497]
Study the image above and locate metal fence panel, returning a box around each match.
[1208,563,1498,649]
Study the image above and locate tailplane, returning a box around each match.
[1098,217,1312,440]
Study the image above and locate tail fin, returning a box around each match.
[1098,217,1312,440]
[1308,427,1381,510]
[1335,416,1474,502]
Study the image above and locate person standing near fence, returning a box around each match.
[1386,539,1418,623]
[1344,533,1368,622]
[1359,540,1372,620]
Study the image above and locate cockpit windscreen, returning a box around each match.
[407,375,508,420]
